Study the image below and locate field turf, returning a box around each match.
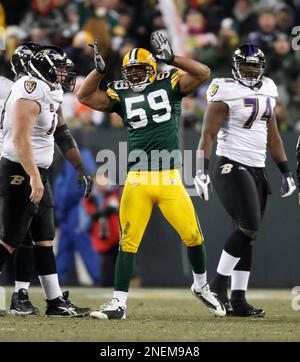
[0,288,299,342]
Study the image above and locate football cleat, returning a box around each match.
[191,283,226,317]
[90,298,126,320]
[9,289,39,316]
[45,291,90,317]
[210,288,234,316]
[230,300,265,317]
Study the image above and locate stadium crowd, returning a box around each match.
[0,0,300,131]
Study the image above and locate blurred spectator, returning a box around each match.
[61,76,85,126]
[0,3,5,28]
[82,1,112,59]
[248,9,280,55]
[20,0,65,43]
[180,95,203,131]
[274,102,291,131]
[81,173,120,287]
[151,9,166,32]
[110,6,135,51]
[275,2,295,35]
[267,33,300,104]
[1,0,31,26]
[54,147,99,285]
[231,0,257,39]
[184,8,218,57]
[60,2,80,41]
[289,76,300,130]
[0,26,27,79]
[196,18,239,79]
[65,30,95,76]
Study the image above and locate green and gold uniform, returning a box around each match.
[106,69,204,254]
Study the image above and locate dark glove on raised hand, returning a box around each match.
[88,39,106,74]
[76,165,93,197]
[150,31,174,65]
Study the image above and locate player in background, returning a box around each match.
[77,33,226,320]
[0,46,92,316]
[194,44,296,317]
[0,43,42,315]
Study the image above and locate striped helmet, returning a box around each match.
[121,48,157,92]
[232,44,265,88]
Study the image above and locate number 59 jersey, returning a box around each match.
[106,68,185,171]
[2,75,63,168]
[207,77,278,167]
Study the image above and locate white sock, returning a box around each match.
[113,291,128,308]
[192,271,207,290]
[217,250,240,276]
[15,281,30,293]
[38,274,62,300]
[231,270,250,291]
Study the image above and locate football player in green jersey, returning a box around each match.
[77,32,226,319]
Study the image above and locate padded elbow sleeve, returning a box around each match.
[54,124,78,155]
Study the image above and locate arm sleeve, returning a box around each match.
[106,83,122,115]
[169,68,185,99]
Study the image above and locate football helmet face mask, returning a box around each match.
[28,48,76,92]
[232,44,265,88]
[10,43,41,77]
[121,48,156,92]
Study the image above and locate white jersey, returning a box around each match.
[2,75,63,168]
[0,76,14,156]
[207,77,278,167]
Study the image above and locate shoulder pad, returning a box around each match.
[261,77,278,98]
[0,77,14,100]
[14,76,45,100]
[207,78,234,102]
[108,80,129,91]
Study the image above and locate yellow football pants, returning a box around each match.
[119,169,204,253]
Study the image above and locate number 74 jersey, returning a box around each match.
[207,77,278,168]
[106,68,185,171]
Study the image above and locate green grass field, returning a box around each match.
[0,287,299,342]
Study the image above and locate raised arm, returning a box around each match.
[12,99,44,204]
[174,55,210,95]
[150,31,210,95]
[76,40,110,112]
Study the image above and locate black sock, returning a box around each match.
[14,246,34,282]
[231,290,246,304]
[211,229,253,299]
[0,244,11,271]
[210,274,229,300]
[33,245,57,275]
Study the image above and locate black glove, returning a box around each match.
[280,172,296,197]
[150,31,174,65]
[76,165,93,197]
[88,39,106,74]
